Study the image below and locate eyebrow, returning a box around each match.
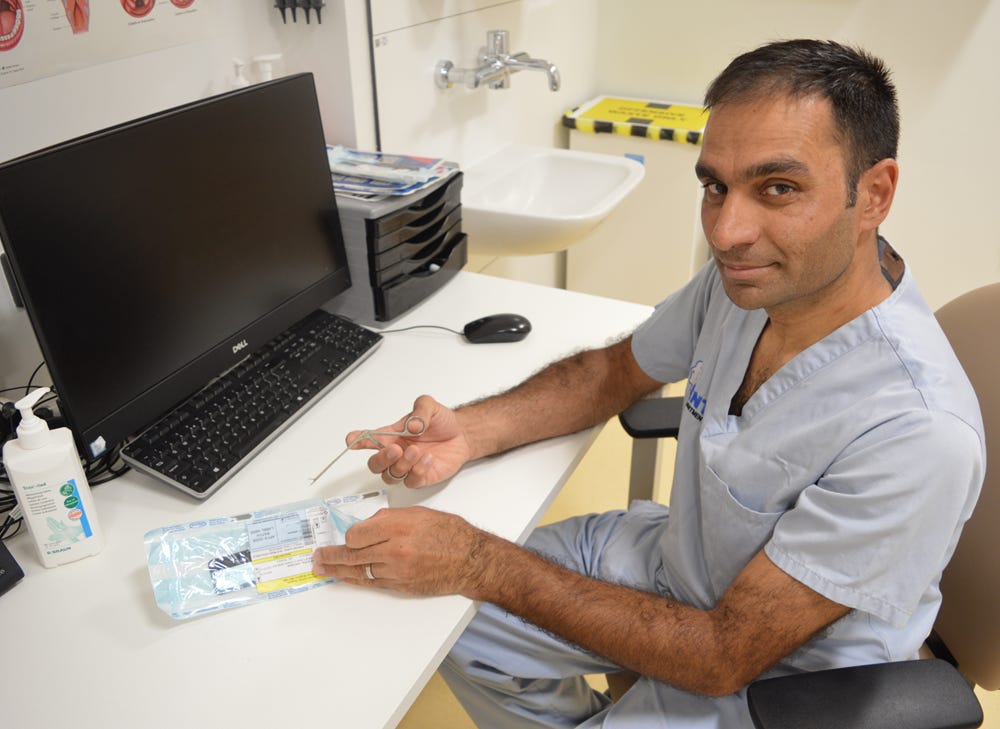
[695,157,811,183]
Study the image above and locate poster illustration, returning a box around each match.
[0,0,212,88]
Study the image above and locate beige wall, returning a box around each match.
[368,0,1000,307]
[591,0,1000,310]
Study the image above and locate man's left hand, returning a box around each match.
[312,506,492,597]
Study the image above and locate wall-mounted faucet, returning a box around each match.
[435,30,561,92]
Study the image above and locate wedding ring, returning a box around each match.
[385,466,407,482]
[364,563,375,581]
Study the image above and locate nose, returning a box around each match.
[704,193,759,252]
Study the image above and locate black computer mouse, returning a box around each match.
[463,313,532,344]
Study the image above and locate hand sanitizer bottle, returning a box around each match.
[3,387,103,567]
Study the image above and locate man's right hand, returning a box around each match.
[346,394,474,488]
[349,336,661,489]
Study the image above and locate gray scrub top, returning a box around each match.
[631,250,984,672]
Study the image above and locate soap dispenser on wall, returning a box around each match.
[254,54,283,82]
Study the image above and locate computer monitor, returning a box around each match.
[0,73,352,459]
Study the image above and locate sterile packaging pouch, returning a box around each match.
[143,490,387,619]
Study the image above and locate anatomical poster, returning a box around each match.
[0,0,212,88]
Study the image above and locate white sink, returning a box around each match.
[461,144,645,256]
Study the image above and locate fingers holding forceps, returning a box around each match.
[309,415,427,484]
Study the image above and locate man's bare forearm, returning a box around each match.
[315,505,847,697]
[457,336,662,460]
[464,534,848,697]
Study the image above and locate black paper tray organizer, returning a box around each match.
[329,171,466,326]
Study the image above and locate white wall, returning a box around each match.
[370,0,597,167]
[592,0,1000,311]
[1,2,368,162]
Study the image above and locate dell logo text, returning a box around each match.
[232,339,249,355]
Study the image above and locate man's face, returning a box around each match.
[695,95,868,314]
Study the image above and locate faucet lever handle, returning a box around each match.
[486,29,509,57]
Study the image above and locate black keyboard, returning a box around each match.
[122,310,382,499]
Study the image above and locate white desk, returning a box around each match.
[0,272,651,729]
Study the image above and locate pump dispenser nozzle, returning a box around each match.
[253,54,282,82]
[14,387,51,450]
[232,58,249,89]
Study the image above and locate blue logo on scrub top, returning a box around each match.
[685,360,707,421]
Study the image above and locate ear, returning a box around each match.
[857,158,899,232]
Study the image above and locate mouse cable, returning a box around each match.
[0,454,130,509]
[18,381,130,484]
[0,368,129,488]
[86,443,131,485]
[0,505,22,540]
[24,361,47,396]
[0,485,15,513]
[0,363,54,411]
[0,425,130,488]
[379,324,462,336]
[0,372,57,487]
[333,311,461,337]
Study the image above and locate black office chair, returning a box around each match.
[617,283,1000,728]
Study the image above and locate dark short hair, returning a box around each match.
[704,39,899,206]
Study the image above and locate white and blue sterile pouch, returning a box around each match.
[143,490,388,619]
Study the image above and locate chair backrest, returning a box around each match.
[933,282,1000,690]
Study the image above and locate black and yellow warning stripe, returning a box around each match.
[562,112,704,144]
[561,97,708,145]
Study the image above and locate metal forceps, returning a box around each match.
[309,415,427,484]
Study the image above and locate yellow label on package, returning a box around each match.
[579,97,707,130]
[248,505,336,594]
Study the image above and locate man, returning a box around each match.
[313,40,985,727]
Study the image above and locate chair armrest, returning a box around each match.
[618,396,684,440]
[746,659,983,729]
